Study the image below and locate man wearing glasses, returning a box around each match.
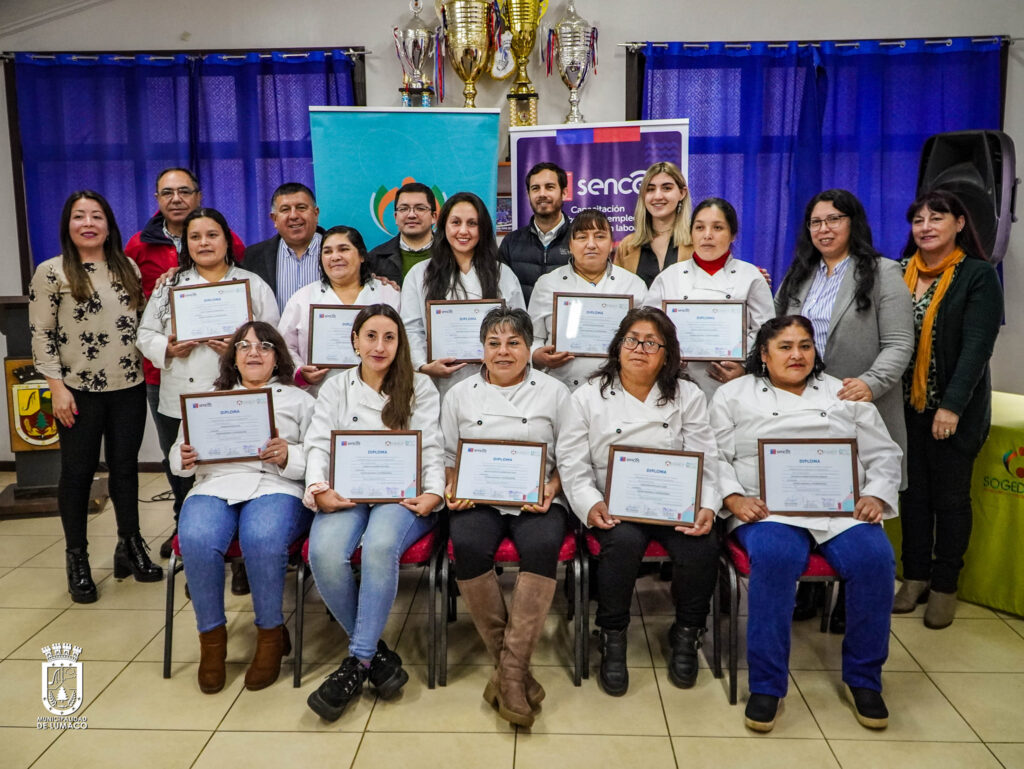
[367,181,438,285]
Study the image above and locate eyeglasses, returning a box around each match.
[157,187,198,200]
[395,204,432,215]
[807,214,849,231]
[234,340,275,353]
[622,336,666,354]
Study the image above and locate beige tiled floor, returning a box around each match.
[1,472,1021,768]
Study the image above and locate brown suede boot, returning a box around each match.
[457,571,544,711]
[496,572,557,728]
[198,625,227,694]
[244,625,292,691]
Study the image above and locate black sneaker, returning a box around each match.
[368,639,409,699]
[847,686,888,729]
[744,693,780,732]
[307,656,365,721]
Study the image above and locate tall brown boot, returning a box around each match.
[198,625,227,694]
[496,572,556,727]
[244,624,292,691]
[456,571,544,710]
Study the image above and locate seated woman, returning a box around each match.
[709,315,901,732]
[171,321,315,694]
[441,307,573,728]
[303,304,444,721]
[558,307,721,696]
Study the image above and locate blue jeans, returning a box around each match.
[734,521,894,698]
[308,504,436,660]
[179,493,312,633]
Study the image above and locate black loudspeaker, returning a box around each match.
[917,130,1018,265]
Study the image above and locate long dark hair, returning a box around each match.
[778,189,879,315]
[170,207,237,287]
[423,192,500,302]
[744,315,826,380]
[213,321,295,389]
[58,191,143,309]
[319,225,371,287]
[592,307,683,406]
[352,304,415,430]
[901,189,987,261]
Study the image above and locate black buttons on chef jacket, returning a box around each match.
[521,418,527,423]
[476,420,483,425]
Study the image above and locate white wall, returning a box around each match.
[0,0,1021,461]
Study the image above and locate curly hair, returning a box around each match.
[743,315,826,381]
[591,307,683,406]
[213,321,295,390]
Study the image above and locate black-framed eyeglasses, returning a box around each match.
[157,187,198,200]
[234,340,275,353]
[807,214,849,231]
[395,204,432,215]
[622,336,666,354]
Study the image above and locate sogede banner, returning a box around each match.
[510,120,689,241]
[310,107,501,250]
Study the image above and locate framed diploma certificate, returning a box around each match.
[180,388,276,464]
[329,430,422,503]
[425,299,505,363]
[758,438,860,515]
[308,304,365,369]
[662,300,746,361]
[604,445,704,527]
[453,439,547,506]
[552,293,634,357]
[170,280,253,343]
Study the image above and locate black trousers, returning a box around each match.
[900,407,977,594]
[450,504,568,580]
[592,520,719,629]
[56,383,147,551]
[147,383,193,518]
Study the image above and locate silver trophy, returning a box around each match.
[550,0,597,123]
[394,0,436,107]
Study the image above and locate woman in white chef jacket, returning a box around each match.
[171,321,314,695]
[400,191,525,402]
[644,197,773,400]
[708,315,900,734]
[441,306,572,729]
[558,306,722,698]
[303,304,444,722]
[529,208,647,391]
[279,225,401,393]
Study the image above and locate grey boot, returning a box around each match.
[892,579,929,613]
[923,590,957,629]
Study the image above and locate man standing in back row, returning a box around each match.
[366,181,438,285]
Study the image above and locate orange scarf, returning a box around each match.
[903,247,965,411]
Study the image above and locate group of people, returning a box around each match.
[28,158,1002,733]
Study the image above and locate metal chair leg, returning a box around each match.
[580,549,590,678]
[439,552,450,687]
[293,563,306,688]
[163,551,177,679]
[572,551,583,686]
[728,563,740,705]
[427,546,439,689]
[820,579,838,634]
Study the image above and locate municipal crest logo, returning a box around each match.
[41,643,83,715]
[369,177,445,237]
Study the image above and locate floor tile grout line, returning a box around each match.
[636,587,683,769]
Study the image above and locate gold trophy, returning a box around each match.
[439,0,494,108]
[499,0,546,126]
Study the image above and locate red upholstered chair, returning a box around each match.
[293,527,443,688]
[162,534,305,681]
[438,529,585,686]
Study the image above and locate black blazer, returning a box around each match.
[244,227,327,297]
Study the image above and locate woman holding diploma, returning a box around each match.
[279,225,401,392]
[303,304,444,721]
[644,197,773,399]
[171,321,314,693]
[441,307,572,728]
[529,208,647,391]
[400,191,525,401]
[709,315,901,732]
[558,307,721,697]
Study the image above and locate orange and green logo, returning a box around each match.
[369,177,445,237]
[1002,446,1024,478]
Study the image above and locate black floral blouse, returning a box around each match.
[901,257,961,411]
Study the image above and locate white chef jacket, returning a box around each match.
[557,376,723,526]
[708,373,902,544]
[643,256,773,400]
[169,380,314,504]
[303,367,445,505]
[528,262,647,391]
[400,259,526,402]
[137,266,281,418]
[440,367,572,516]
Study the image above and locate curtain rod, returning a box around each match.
[1,49,370,62]
[617,36,1012,52]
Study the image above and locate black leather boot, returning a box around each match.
[66,548,98,603]
[598,628,629,696]
[667,624,704,688]
[113,534,164,582]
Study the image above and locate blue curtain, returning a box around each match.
[642,37,1002,277]
[15,50,354,265]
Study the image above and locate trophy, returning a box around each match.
[394,0,436,107]
[549,0,597,123]
[438,0,493,108]
[499,0,545,126]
